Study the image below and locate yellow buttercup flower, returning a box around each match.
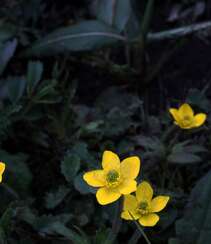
[169,103,206,129]
[83,151,140,205]
[0,162,5,182]
[121,181,169,227]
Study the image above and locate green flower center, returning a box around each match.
[106,170,119,183]
[137,201,149,215]
[182,115,193,126]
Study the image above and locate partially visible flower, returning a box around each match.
[121,181,169,227]
[169,103,206,129]
[83,151,140,205]
[0,162,5,182]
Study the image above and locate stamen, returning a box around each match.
[106,170,119,183]
[137,201,149,215]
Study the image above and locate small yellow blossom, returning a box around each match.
[0,162,5,182]
[83,151,140,205]
[169,103,206,129]
[121,181,169,227]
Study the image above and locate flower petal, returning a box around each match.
[194,113,207,127]
[83,170,105,187]
[96,187,121,205]
[120,156,140,179]
[102,151,120,170]
[136,181,153,203]
[121,210,140,220]
[150,196,170,213]
[123,195,138,211]
[178,103,194,118]
[118,179,137,195]
[139,213,159,227]
[0,162,5,183]
[169,108,181,124]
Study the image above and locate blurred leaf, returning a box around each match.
[74,173,96,195]
[169,169,211,244]
[93,228,115,244]
[96,0,132,31]
[61,154,80,183]
[70,142,90,162]
[5,76,26,103]
[134,135,165,160]
[45,186,70,209]
[168,152,201,164]
[33,79,60,104]
[186,88,211,111]
[25,21,124,56]
[0,104,21,141]
[167,142,205,164]
[95,87,142,137]
[0,23,16,43]
[26,60,43,94]
[0,202,17,243]
[19,207,89,244]
[0,39,17,76]
[0,150,32,194]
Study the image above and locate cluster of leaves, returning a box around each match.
[0,0,211,243]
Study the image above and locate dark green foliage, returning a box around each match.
[0,0,210,243]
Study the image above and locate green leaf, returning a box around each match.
[18,207,89,244]
[0,150,32,194]
[0,39,17,76]
[0,202,17,243]
[74,173,96,195]
[45,186,70,209]
[61,154,80,183]
[0,202,16,231]
[169,169,211,244]
[0,23,16,43]
[5,76,26,103]
[96,0,131,31]
[25,20,125,56]
[26,60,43,94]
[93,228,115,244]
[50,223,90,244]
[186,88,211,111]
[167,152,202,164]
[167,142,205,164]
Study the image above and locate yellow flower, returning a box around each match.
[0,162,5,182]
[121,181,169,227]
[83,151,140,205]
[169,103,206,129]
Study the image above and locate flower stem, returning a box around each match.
[133,221,151,244]
[106,200,122,243]
[128,212,151,244]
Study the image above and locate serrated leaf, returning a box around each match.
[45,186,70,209]
[61,154,80,183]
[169,169,211,244]
[25,20,125,56]
[97,0,131,31]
